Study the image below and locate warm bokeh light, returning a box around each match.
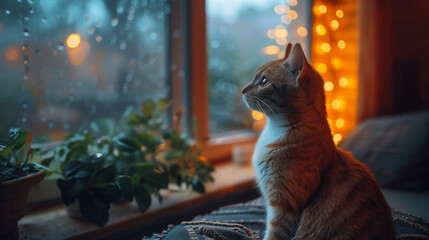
[253,120,265,132]
[252,110,264,121]
[333,133,342,144]
[318,5,327,14]
[321,43,331,52]
[267,29,276,39]
[276,38,287,45]
[331,99,341,109]
[67,33,81,48]
[330,20,339,30]
[336,9,344,18]
[274,5,289,14]
[339,77,348,87]
[275,29,288,38]
[297,27,307,37]
[336,119,345,128]
[281,15,292,24]
[316,25,326,35]
[324,81,334,91]
[5,48,20,62]
[287,0,298,6]
[317,63,327,73]
[287,10,298,20]
[264,45,280,55]
[337,40,346,49]
[331,57,343,68]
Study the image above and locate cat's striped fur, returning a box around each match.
[242,43,395,240]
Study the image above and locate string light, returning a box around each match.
[316,25,326,35]
[264,45,280,55]
[267,29,276,39]
[321,43,331,52]
[336,119,344,128]
[252,110,264,120]
[324,81,334,91]
[297,27,307,37]
[287,0,298,6]
[336,9,344,18]
[337,40,346,49]
[275,29,288,38]
[318,5,327,14]
[331,99,341,109]
[67,33,81,48]
[317,63,327,73]
[339,77,348,87]
[287,10,298,20]
[333,133,342,144]
[330,20,339,30]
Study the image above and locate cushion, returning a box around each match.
[143,197,429,240]
[339,111,429,191]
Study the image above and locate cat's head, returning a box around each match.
[242,43,326,119]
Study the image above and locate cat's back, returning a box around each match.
[299,148,395,240]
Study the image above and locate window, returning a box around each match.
[206,0,312,136]
[0,0,171,141]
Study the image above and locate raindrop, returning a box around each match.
[211,40,220,48]
[57,42,64,51]
[17,0,22,2]
[23,75,29,81]
[48,123,54,128]
[85,17,91,22]
[149,32,157,40]
[23,103,28,109]
[34,49,40,55]
[27,0,34,5]
[21,43,29,50]
[120,41,127,50]
[22,117,27,123]
[53,49,58,55]
[23,56,29,64]
[23,29,30,37]
[95,35,102,42]
[5,10,11,15]
[111,17,119,27]
[88,27,95,35]
[117,7,124,14]
[41,117,46,122]
[41,16,47,23]
[29,9,34,14]
[24,16,30,21]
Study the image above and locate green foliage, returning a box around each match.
[0,128,46,182]
[39,98,214,227]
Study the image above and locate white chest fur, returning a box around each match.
[252,119,287,199]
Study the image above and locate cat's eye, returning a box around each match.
[260,78,268,86]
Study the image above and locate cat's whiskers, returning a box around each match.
[254,96,278,119]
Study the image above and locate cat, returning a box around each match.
[242,43,395,240]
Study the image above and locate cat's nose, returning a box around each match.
[242,85,250,94]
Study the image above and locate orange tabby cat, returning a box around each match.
[242,43,395,240]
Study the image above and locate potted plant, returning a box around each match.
[0,128,46,240]
[39,98,214,227]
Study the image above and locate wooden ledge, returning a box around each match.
[19,163,258,240]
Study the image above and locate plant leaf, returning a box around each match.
[127,113,148,126]
[79,192,110,227]
[65,146,86,163]
[132,162,155,176]
[144,171,168,189]
[191,178,205,194]
[141,99,156,118]
[117,175,134,202]
[134,184,152,213]
[94,164,116,184]
[0,145,14,156]
[132,133,160,153]
[57,178,86,205]
[113,136,139,152]
[9,128,28,151]
[157,98,172,112]
[96,183,122,203]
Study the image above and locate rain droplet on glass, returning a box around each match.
[85,17,91,22]
[21,43,29,50]
[48,123,54,129]
[24,16,30,21]
[88,27,95,35]
[23,29,30,37]
[23,103,28,109]
[57,42,64,51]
[41,16,47,23]
[22,117,27,123]
[117,7,124,14]
[111,17,119,27]
[95,35,102,42]
[149,32,157,40]
[120,41,127,50]
[17,0,23,3]
[29,9,34,14]
[5,10,11,15]
[23,75,29,81]
[41,117,46,122]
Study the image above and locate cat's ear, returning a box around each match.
[284,43,293,60]
[286,43,306,72]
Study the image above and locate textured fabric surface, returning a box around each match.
[339,111,429,191]
[143,197,429,240]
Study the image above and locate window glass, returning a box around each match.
[0,0,170,140]
[207,0,311,136]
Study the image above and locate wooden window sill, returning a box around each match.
[19,163,258,240]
